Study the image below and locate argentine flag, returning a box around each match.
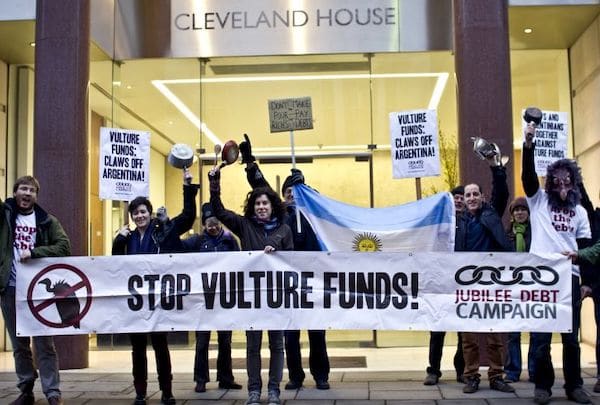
[294,184,455,252]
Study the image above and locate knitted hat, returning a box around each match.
[510,197,529,213]
[201,202,215,224]
[450,185,464,196]
[281,175,294,196]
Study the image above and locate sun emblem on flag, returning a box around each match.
[352,232,383,252]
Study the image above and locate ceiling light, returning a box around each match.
[153,72,449,150]
[126,85,133,89]
[524,28,533,34]
[29,42,35,47]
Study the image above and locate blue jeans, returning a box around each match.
[246,330,284,394]
[193,330,235,384]
[504,332,538,381]
[285,330,329,383]
[531,275,582,394]
[0,287,61,399]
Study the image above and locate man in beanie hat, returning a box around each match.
[239,135,331,391]
[182,203,242,393]
[423,185,466,386]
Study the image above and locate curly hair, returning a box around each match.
[544,159,582,209]
[243,186,286,222]
[128,196,153,215]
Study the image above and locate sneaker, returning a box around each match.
[316,379,330,390]
[160,392,176,405]
[285,380,303,390]
[490,378,515,393]
[134,394,146,405]
[567,387,591,404]
[423,373,439,385]
[246,391,261,405]
[594,379,600,393]
[267,391,281,405]
[47,397,64,405]
[9,391,35,405]
[463,376,480,393]
[534,388,551,405]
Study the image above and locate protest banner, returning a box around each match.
[268,97,313,133]
[99,127,151,201]
[521,109,568,175]
[16,251,571,336]
[389,109,440,179]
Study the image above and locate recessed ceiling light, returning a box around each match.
[126,85,133,89]
[29,42,35,47]
[168,120,173,125]
[524,28,533,34]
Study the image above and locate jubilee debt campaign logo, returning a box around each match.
[27,263,93,329]
[453,264,561,321]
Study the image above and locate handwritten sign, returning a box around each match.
[522,110,568,175]
[268,97,313,132]
[99,127,150,201]
[389,109,440,178]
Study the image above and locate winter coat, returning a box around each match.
[182,228,240,252]
[0,198,71,293]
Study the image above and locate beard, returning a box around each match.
[547,189,579,210]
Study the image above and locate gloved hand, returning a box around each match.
[156,206,169,223]
[239,133,255,164]
[290,168,305,185]
[208,168,220,193]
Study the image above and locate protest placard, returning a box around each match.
[521,109,568,175]
[268,97,313,132]
[389,109,440,178]
[99,127,151,201]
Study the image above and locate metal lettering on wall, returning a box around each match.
[170,0,400,57]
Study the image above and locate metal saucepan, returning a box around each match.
[168,143,194,169]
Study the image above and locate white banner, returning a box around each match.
[389,109,440,178]
[16,251,571,336]
[99,127,151,201]
[521,109,568,175]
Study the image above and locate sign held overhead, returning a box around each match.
[268,97,313,132]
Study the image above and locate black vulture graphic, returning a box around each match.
[38,278,81,328]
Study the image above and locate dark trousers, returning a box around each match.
[592,288,600,378]
[532,275,582,394]
[504,332,538,381]
[193,330,235,384]
[285,330,330,383]
[426,331,464,378]
[129,332,172,395]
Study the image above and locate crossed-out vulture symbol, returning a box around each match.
[27,264,93,329]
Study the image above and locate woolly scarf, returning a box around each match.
[513,222,527,252]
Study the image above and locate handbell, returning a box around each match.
[471,136,508,167]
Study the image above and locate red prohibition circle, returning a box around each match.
[27,263,93,328]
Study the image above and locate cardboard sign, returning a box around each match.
[389,109,440,178]
[99,127,150,201]
[268,97,313,132]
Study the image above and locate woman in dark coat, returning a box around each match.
[208,167,293,405]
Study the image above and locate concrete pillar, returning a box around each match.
[453,0,514,199]
[34,0,90,369]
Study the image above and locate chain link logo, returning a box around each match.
[455,265,559,286]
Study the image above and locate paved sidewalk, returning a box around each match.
[1,368,600,404]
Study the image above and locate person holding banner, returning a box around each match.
[423,185,465,386]
[208,166,293,405]
[503,197,538,383]
[240,134,331,391]
[522,126,592,405]
[182,203,243,393]
[0,176,70,405]
[455,162,515,395]
[112,168,197,405]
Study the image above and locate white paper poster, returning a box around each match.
[389,109,440,179]
[99,127,151,201]
[521,110,568,175]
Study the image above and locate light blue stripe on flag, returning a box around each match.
[294,184,455,252]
